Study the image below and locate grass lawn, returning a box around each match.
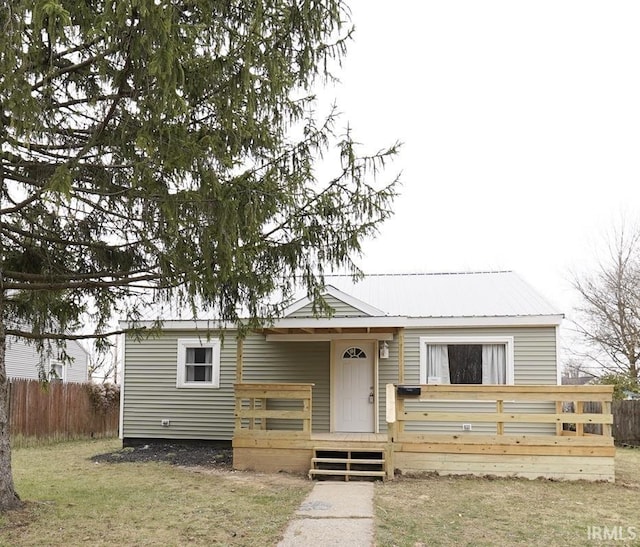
[375,447,640,546]
[1,439,312,546]
[2,441,640,546]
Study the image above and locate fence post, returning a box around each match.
[555,401,563,436]
[602,400,612,438]
[575,400,584,436]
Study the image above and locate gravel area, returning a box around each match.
[91,443,233,468]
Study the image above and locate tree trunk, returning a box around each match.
[0,292,22,512]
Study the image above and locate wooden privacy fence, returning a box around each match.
[613,399,640,445]
[9,379,119,442]
[573,400,640,443]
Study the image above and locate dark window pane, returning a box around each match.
[448,345,482,384]
[186,364,213,382]
[193,365,206,382]
[191,347,212,364]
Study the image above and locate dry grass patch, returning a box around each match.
[5,440,640,546]
[1,439,312,546]
[375,447,640,547]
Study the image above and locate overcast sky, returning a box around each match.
[320,1,640,321]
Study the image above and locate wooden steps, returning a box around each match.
[309,447,386,481]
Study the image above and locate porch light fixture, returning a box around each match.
[379,341,389,359]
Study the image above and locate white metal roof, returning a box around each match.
[303,271,562,319]
[124,271,563,329]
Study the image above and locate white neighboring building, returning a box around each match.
[5,336,89,383]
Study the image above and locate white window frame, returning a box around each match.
[419,336,515,385]
[176,338,221,388]
[49,359,66,382]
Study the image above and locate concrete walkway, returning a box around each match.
[278,482,375,546]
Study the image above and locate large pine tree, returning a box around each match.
[0,0,398,510]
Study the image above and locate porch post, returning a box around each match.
[397,328,405,383]
[386,383,397,480]
[236,336,243,383]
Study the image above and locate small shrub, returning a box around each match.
[593,373,640,400]
[86,383,120,414]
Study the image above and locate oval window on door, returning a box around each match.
[342,347,367,359]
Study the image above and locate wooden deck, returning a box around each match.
[233,430,390,475]
[232,383,615,481]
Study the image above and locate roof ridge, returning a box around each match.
[324,270,513,278]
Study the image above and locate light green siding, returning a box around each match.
[378,326,558,435]
[242,336,330,432]
[123,330,238,441]
[123,325,558,440]
[401,326,558,385]
[288,294,368,318]
[122,331,330,441]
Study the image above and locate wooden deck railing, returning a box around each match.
[232,383,615,480]
[386,384,614,440]
[234,383,314,438]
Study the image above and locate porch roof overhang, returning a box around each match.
[261,316,403,341]
[120,313,563,332]
[258,313,563,340]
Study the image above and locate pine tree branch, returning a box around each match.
[30,46,118,91]
[6,327,145,341]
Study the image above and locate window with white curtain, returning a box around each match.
[49,360,65,382]
[176,338,221,388]
[419,336,514,385]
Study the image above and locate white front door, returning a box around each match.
[334,341,375,432]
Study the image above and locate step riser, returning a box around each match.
[312,458,385,465]
[309,470,386,477]
[310,447,387,481]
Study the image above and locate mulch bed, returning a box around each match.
[91,443,233,468]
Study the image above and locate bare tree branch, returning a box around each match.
[569,219,640,384]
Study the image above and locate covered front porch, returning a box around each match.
[235,320,401,439]
[232,382,615,481]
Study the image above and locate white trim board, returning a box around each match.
[265,333,394,342]
[404,315,563,327]
[119,314,563,331]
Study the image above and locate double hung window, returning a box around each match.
[176,338,221,388]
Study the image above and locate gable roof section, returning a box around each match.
[284,285,385,318]
[297,271,562,320]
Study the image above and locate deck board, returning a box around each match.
[311,432,387,443]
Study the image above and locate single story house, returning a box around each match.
[121,271,614,481]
